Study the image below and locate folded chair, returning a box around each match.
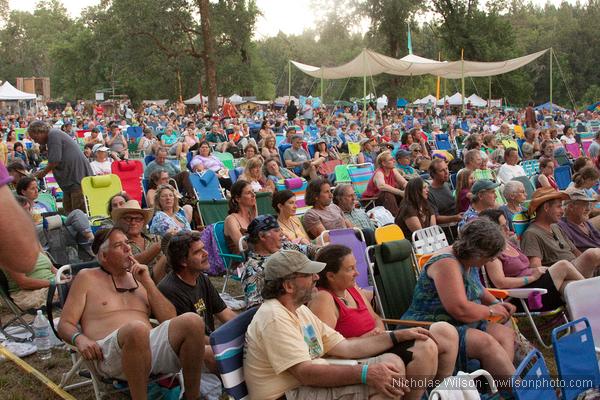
[111,160,144,204]
[552,318,600,400]
[563,276,600,351]
[318,228,369,289]
[0,269,35,342]
[189,170,224,201]
[512,350,559,400]
[81,174,123,217]
[209,306,259,400]
[50,261,181,399]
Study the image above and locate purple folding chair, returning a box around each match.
[564,142,581,158]
[319,228,369,288]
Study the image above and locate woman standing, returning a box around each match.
[396,177,436,239]
[224,180,257,254]
[149,184,192,237]
[273,189,310,245]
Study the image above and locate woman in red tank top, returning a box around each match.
[308,244,383,338]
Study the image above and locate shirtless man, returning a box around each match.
[58,228,204,400]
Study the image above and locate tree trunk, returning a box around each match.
[197,0,218,114]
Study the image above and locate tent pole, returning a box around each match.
[436,52,441,102]
[320,68,324,105]
[288,60,291,102]
[488,77,491,114]
[549,47,553,114]
[363,52,367,125]
[461,48,465,116]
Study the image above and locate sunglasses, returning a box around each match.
[111,273,139,293]
[552,232,565,249]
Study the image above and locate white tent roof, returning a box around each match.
[414,94,437,105]
[183,94,208,105]
[229,94,243,105]
[274,96,299,105]
[291,48,548,79]
[445,92,467,106]
[0,81,36,100]
[467,94,488,107]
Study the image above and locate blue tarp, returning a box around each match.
[534,102,567,112]
[396,98,409,108]
[587,101,600,111]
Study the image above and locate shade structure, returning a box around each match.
[535,102,567,112]
[183,94,207,105]
[229,94,243,105]
[0,81,36,100]
[414,94,437,105]
[291,48,548,79]
[467,94,488,107]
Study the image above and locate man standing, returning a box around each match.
[58,228,204,400]
[29,120,93,213]
[244,249,439,400]
[427,159,463,225]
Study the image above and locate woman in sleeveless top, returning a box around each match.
[309,245,460,387]
[402,219,516,378]
[224,180,257,254]
[362,151,407,216]
[480,209,584,312]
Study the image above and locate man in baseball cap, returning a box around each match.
[458,179,500,230]
[556,187,600,252]
[244,248,441,399]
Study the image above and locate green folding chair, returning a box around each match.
[197,198,229,227]
[213,151,235,170]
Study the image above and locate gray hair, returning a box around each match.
[490,148,504,164]
[332,184,353,206]
[453,219,505,260]
[464,149,481,166]
[503,180,524,199]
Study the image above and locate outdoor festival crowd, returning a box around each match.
[2,96,600,400]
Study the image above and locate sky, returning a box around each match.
[9,0,577,39]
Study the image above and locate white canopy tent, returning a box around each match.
[467,94,488,107]
[0,81,36,100]
[414,94,437,105]
[229,94,243,105]
[183,94,207,105]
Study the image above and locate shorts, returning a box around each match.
[284,355,384,400]
[11,288,50,310]
[93,320,180,380]
[512,271,564,312]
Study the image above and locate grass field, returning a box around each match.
[0,275,561,399]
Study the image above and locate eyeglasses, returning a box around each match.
[552,232,565,249]
[123,216,145,223]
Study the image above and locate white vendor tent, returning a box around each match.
[467,94,488,107]
[0,81,36,100]
[229,94,243,105]
[414,94,437,105]
[183,94,208,105]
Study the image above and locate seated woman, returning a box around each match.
[535,157,558,189]
[480,209,584,311]
[272,189,310,245]
[395,177,436,239]
[261,136,279,160]
[569,166,600,201]
[189,141,232,191]
[402,219,517,379]
[12,142,29,166]
[498,180,527,231]
[302,178,353,239]
[161,124,181,156]
[258,120,275,147]
[238,156,275,193]
[16,177,94,246]
[309,244,459,386]
[224,180,257,254]
[146,169,171,208]
[356,137,378,164]
[138,128,159,156]
[149,184,192,237]
[239,143,260,168]
[362,151,407,215]
[263,157,298,183]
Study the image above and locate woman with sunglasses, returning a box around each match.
[149,184,192,237]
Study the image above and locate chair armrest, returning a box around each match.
[325,358,359,366]
[505,288,548,299]
[382,318,433,328]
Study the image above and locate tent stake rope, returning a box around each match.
[552,49,577,111]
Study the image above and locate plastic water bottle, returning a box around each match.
[33,310,52,360]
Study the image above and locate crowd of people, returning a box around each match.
[2,96,600,399]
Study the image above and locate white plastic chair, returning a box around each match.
[564,276,600,354]
[411,225,449,256]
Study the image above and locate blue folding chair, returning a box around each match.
[188,170,224,201]
[278,143,292,169]
[144,154,156,166]
[209,307,259,400]
[213,221,244,293]
[512,176,535,200]
[512,349,559,400]
[552,318,600,400]
[521,159,540,178]
[554,165,572,190]
[434,133,452,151]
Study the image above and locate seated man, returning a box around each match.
[244,249,439,400]
[521,188,600,278]
[57,228,204,400]
[458,179,499,230]
[143,148,194,199]
[241,215,318,308]
[332,184,375,231]
[427,159,463,225]
[158,230,236,378]
[556,187,600,252]
[5,250,55,310]
[302,178,353,239]
[283,134,319,180]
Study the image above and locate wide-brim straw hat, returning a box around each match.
[111,200,154,225]
[528,187,570,217]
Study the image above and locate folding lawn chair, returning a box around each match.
[44,171,63,201]
[434,133,452,151]
[81,174,123,217]
[255,191,275,216]
[554,165,572,190]
[564,142,581,159]
[318,228,369,289]
[0,269,35,342]
[189,170,224,201]
[110,160,144,204]
[411,225,448,257]
[209,307,259,400]
[213,221,244,294]
[347,163,377,208]
[334,164,351,185]
[275,178,310,215]
[197,199,229,227]
[213,151,235,170]
[512,350,559,400]
[563,276,600,351]
[552,318,600,400]
[374,224,405,244]
[512,211,532,242]
[521,159,540,178]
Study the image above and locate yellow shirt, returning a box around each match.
[278,215,310,243]
[0,142,7,164]
[244,299,345,400]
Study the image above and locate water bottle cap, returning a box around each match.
[37,309,43,315]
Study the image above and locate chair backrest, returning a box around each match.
[189,170,224,201]
[372,239,418,319]
[502,139,519,150]
[563,276,600,351]
[126,126,143,141]
[375,224,405,244]
[334,164,351,184]
[255,192,275,216]
[44,172,63,201]
[144,154,156,166]
[110,160,144,204]
[472,169,495,182]
[348,163,375,199]
[521,159,540,178]
[512,176,535,200]
[512,350,559,400]
[327,228,369,288]
[435,134,452,151]
[554,165,572,190]
[213,151,235,170]
[582,139,593,157]
[209,307,258,400]
[277,143,292,165]
[275,178,309,212]
[197,199,229,226]
[411,225,448,255]
[564,142,581,159]
[37,191,58,212]
[552,318,600,400]
[81,174,123,217]
[347,142,361,156]
[213,221,242,268]
[449,172,458,190]
[512,211,531,241]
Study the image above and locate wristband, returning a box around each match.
[71,332,82,346]
[389,331,399,346]
[490,299,500,305]
[361,364,369,385]
[524,277,529,285]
